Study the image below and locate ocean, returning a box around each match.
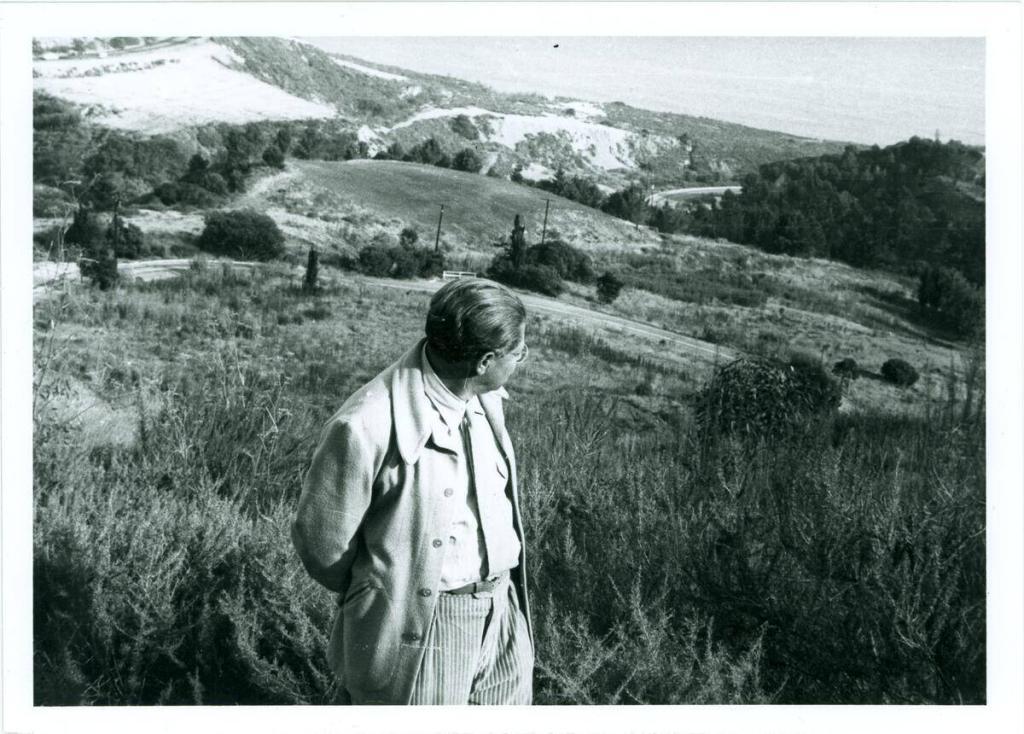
[307,37,984,147]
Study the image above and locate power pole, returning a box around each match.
[540,199,550,246]
[434,204,444,253]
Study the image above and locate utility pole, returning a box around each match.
[434,204,444,253]
[540,199,550,246]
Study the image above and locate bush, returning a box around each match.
[695,355,841,439]
[917,265,983,338]
[262,145,285,170]
[64,206,104,250]
[197,210,285,261]
[105,215,144,259]
[450,114,479,140]
[399,227,419,249]
[596,272,624,304]
[357,244,445,279]
[405,137,450,168]
[881,358,919,387]
[832,357,859,380]
[452,147,483,173]
[526,240,594,284]
[488,257,564,297]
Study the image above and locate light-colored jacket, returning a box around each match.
[291,339,532,704]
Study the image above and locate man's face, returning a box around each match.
[478,323,528,392]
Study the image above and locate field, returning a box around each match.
[271,159,661,256]
[32,262,984,705]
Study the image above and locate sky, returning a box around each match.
[307,37,985,147]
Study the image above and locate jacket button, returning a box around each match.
[419,588,432,597]
[443,488,454,497]
[403,632,420,642]
[432,539,443,548]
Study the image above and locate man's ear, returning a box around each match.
[475,351,496,376]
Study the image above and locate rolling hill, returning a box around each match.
[33,36,851,188]
[263,159,662,256]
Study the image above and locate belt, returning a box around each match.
[441,572,508,596]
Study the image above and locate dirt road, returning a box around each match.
[33,258,734,363]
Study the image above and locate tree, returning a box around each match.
[509,214,528,269]
[399,227,419,249]
[70,207,119,290]
[275,127,292,155]
[303,247,320,292]
[105,212,144,259]
[450,114,479,140]
[596,272,624,304]
[197,210,285,261]
[918,265,984,338]
[406,137,450,168]
[601,184,650,227]
[452,148,483,173]
[262,145,286,169]
[510,165,524,183]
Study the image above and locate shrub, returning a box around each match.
[357,245,392,277]
[832,358,859,380]
[881,358,919,387]
[197,210,285,261]
[357,244,445,279]
[105,214,144,259]
[596,272,624,304]
[405,137,450,168]
[154,181,221,208]
[488,257,564,297]
[399,227,419,249]
[302,248,319,293]
[33,185,75,218]
[695,355,841,439]
[917,265,983,338]
[450,114,479,140]
[527,240,594,284]
[452,147,483,173]
[262,145,285,170]
[64,206,104,250]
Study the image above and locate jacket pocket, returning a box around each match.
[342,585,397,694]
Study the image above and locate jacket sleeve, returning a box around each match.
[291,415,380,593]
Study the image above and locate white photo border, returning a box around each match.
[2,3,1021,733]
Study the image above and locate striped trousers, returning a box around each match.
[408,574,534,705]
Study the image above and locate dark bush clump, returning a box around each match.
[696,355,841,439]
[357,245,445,279]
[197,210,285,261]
[881,358,919,387]
[832,357,859,380]
[450,114,479,140]
[105,214,144,259]
[596,272,624,304]
[262,145,285,170]
[488,258,564,297]
[526,240,594,284]
[451,148,483,173]
[917,265,984,338]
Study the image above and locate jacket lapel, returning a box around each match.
[389,339,434,464]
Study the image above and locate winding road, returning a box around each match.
[33,258,734,364]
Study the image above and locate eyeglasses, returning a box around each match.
[507,343,529,364]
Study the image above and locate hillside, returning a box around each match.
[33,36,850,188]
[251,159,661,261]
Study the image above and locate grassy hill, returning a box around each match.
[252,159,662,264]
[34,36,851,189]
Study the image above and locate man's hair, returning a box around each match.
[425,278,526,363]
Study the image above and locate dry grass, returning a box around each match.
[33,265,984,705]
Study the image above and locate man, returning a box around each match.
[292,277,534,705]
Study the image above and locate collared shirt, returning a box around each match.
[421,345,520,589]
